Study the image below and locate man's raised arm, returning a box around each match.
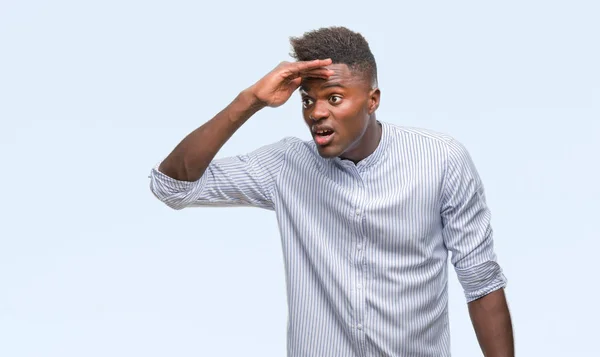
[158,59,334,182]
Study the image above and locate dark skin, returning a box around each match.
[158,59,337,181]
[157,58,514,357]
[469,289,515,357]
[158,59,382,180]
[299,63,381,162]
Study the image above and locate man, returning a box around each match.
[149,27,514,357]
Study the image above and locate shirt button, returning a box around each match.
[357,244,362,250]
[355,209,361,216]
[357,324,363,330]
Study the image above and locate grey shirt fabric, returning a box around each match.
[149,121,507,357]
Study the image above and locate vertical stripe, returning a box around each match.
[149,121,507,357]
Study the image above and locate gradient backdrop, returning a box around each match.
[1,1,599,356]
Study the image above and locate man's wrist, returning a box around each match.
[239,87,267,112]
[222,88,266,125]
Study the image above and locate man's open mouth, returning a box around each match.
[314,129,335,146]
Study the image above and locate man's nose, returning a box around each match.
[310,101,330,121]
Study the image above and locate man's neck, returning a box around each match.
[339,117,382,164]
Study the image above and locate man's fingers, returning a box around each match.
[278,59,334,81]
[292,58,333,73]
[299,68,335,79]
[282,67,333,81]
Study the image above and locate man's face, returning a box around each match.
[300,63,379,159]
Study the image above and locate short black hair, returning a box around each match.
[290,26,378,87]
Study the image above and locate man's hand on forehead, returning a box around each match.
[247,58,334,108]
[284,58,334,80]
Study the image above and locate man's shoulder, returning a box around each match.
[383,121,455,145]
[382,122,474,164]
[253,136,310,151]
[277,136,316,152]
[258,136,319,160]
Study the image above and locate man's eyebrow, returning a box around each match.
[322,82,345,89]
[299,82,345,93]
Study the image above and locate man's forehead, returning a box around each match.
[299,81,346,93]
[300,63,366,92]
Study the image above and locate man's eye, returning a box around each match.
[302,98,314,108]
[329,95,342,104]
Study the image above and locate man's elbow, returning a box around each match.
[148,168,201,210]
[149,181,188,210]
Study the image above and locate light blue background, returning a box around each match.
[1,1,598,356]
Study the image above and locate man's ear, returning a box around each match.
[368,88,381,114]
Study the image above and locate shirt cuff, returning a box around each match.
[148,162,208,210]
[456,260,508,302]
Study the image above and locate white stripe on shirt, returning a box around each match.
[149,121,507,357]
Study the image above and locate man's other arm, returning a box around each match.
[468,289,514,357]
[440,138,514,357]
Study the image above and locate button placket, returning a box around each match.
[351,175,368,352]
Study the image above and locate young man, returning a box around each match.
[149,27,514,357]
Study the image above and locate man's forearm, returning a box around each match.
[468,288,514,357]
[158,89,265,182]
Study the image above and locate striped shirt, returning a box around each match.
[149,121,507,357]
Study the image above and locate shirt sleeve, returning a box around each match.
[440,139,507,303]
[148,137,294,211]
